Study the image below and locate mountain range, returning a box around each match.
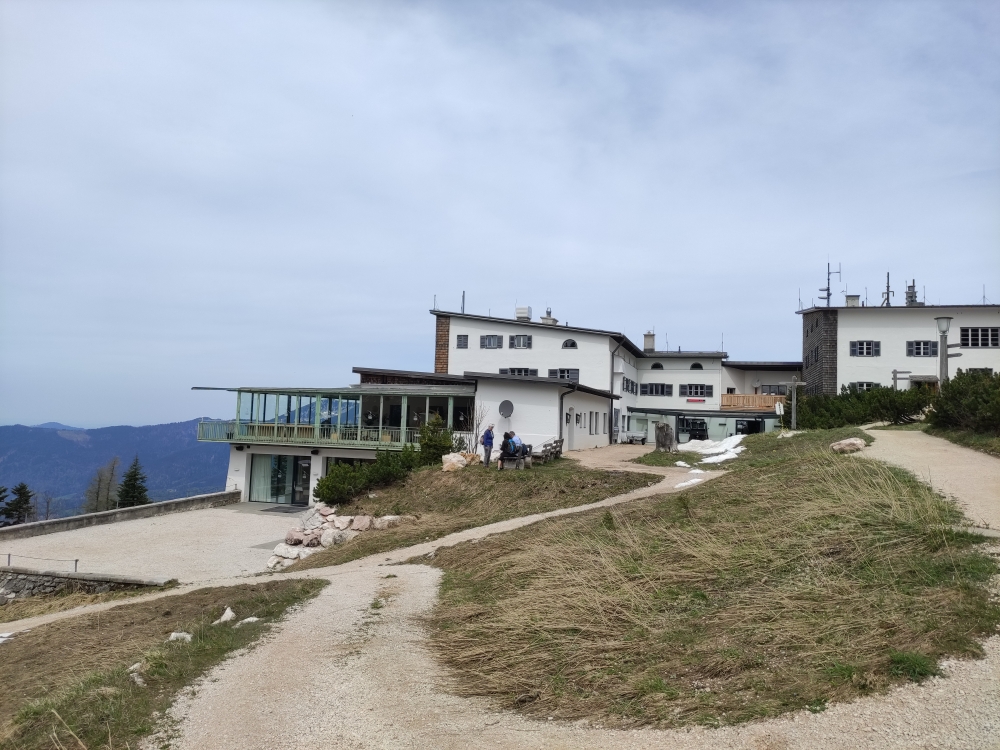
[0,419,230,517]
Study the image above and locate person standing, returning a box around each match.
[481,424,495,466]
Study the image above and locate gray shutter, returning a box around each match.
[666,384,673,396]
[850,341,858,356]
[706,385,714,397]
[906,341,914,356]
[570,369,580,381]
[931,341,938,356]
[480,335,487,349]
[680,385,688,396]
[526,335,532,349]
[529,369,538,376]
[509,335,515,348]
[849,382,858,391]
[499,368,509,375]
[873,341,881,356]
[548,369,558,378]
[640,384,648,395]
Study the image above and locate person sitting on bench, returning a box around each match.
[497,431,515,470]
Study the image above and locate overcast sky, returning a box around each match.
[1,0,998,427]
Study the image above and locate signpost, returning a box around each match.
[778,376,808,430]
[892,370,912,390]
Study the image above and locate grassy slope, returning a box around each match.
[631,450,706,468]
[427,427,1000,729]
[1,579,326,749]
[292,458,658,571]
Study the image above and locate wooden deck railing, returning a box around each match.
[720,394,786,411]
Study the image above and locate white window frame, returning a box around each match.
[480,335,503,349]
[960,327,1000,348]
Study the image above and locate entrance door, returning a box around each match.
[292,457,311,506]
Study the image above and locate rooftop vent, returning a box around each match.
[845,294,860,308]
[905,279,924,307]
[515,306,532,321]
[539,307,558,325]
[643,331,656,352]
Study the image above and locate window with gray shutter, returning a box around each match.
[456,334,468,349]
[850,341,879,357]
[907,341,937,357]
[481,335,503,349]
[510,334,532,349]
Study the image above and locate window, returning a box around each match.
[813,346,819,364]
[499,368,538,376]
[510,334,533,349]
[548,368,580,381]
[613,407,620,435]
[761,385,787,396]
[726,387,736,394]
[960,328,999,348]
[562,339,578,349]
[603,412,607,434]
[456,334,468,349]
[651,362,663,370]
[640,383,672,396]
[849,382,880,392]
[849,340,881,357]
[480,335,503,349]
[968,368,994,376]
[621,376,638,395]
[690,363,703,370]
[906,340,938,357]
[679,384,713,397]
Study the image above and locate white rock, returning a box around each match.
[266,555,283,569]
[168,632,192,643]
[234,616,261,628]
[320,528,335,548]
[327,529,359,546]
[831,438,867,454]
[332,516,354,530]
[351,515,372,531]
[441,452,468,472]
[272,543,301,559]
[130,672,146,687]
[302,510,324,530]
[127,662,142,673]
[675,461,690,468]
[212,606,236,625]
[372,515,402,530]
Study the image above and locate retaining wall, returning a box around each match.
[0,490,241,542]
[0,566,172,601]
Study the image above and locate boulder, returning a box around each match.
[320,528,336,547]
[351,515,372,531]
[317,504,337,516]
[332,516,354,530]
[302,533,321,548]
[168,632,192,643]
[272,542,301,559]
[830,438,867,454]
[266,555,283,569]
[442,453,467,472]
[328,529,359,546]
[298,547,320,559]
[372,515,402,531]
[285,529,306,545]
[302,510,324,531]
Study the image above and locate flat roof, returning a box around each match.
[724,361,803,371]
[463,371,619,400]
[351,366,473,383]
[433,310,646,357]
[797,304,1000,314]
[643,350,728,358]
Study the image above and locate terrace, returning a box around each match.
[196,385,477,450]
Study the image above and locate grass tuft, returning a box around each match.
[888,651,940,682]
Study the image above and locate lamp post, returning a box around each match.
[935,317,953,385]
[778,376,808,430]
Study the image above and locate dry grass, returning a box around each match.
[291,458,657,571]
[427,428,1000,728]
[925,427,1000,458]
[0,587,171,625]
[0,578,326,748]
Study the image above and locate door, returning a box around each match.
[292,457,311,506]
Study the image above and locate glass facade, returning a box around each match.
[249,453,311,505]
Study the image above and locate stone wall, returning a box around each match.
[0,490,241,542]
[0,566,171,602]
[803,309,839,395]
[434,314,450,373]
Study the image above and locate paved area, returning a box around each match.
[863,428,1000,529]
[0,504,293,583]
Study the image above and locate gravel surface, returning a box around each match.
[863,428,1000,529]
[0,505,292,583]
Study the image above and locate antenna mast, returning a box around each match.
[819,262,842,307]
[461,291,465,314]
[880,273,894,307]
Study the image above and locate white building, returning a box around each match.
[196,303,800,507]
[800,296,1000,395]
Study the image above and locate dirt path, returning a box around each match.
[863,428,1000,529]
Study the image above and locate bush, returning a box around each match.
[313,446,421,505]
[418,416,453,466]
[796,385,933,429]
[928,369,1000,434]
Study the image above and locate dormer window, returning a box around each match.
[562,339,577,349]
[690,363,703,370]
[651,362,663,370]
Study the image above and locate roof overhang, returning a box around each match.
[628,406,781,419]
[723,361,803,371]
[463,371,619,400]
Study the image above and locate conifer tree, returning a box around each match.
[0,486,8,524]
[117,455,151,508]
[2,483,35,525]
[83,457,120,513]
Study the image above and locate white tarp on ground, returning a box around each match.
[681,434,747,464]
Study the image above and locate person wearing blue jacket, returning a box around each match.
[481,424,495,466]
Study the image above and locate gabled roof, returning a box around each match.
[432,310,645,357]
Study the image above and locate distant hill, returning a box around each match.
[31,422,85,431]
[0,419,230,517]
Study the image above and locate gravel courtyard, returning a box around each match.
[0,504,294,583]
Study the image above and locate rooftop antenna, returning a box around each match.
[880,272,893,307]
[798,288,802,311]
[433,294,437,310]
[461,291,465,314]
[819,262,841,306]
[864,287,868,307]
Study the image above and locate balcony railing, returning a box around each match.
[197,420,474,451]
[720,394,787,411]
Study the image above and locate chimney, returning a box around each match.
[643,331,656,352]
[515,306,532,321]
[539,307,558,325]
[845,294,860,308]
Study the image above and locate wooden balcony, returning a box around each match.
[720,394,786,411]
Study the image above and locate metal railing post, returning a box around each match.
[74,559,79,573]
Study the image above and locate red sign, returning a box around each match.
[686,398,706,402]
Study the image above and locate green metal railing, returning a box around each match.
[197,420,473,451]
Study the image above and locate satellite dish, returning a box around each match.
[499,400,514,418]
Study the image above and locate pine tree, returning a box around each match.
[0,486,8,525]
[2,483,35,525]
[117,455,151,508]
[83,457,121,513]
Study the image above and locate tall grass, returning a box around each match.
[428,429,999,728]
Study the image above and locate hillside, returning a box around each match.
[0,419,229,516]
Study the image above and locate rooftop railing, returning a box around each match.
[197,420,474,451]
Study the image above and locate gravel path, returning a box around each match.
[863,428,1000,529]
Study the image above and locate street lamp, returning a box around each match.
[934,317,953,385]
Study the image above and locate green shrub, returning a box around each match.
[796,385,933,429]
[418,416,454,466]
[313,446,421,505]
[928,369,1000,434]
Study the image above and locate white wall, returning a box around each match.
[562,390,614,450]
[226,445,248,496]
[473,379,561,449]
[837,307,1000,389]
[721,368,803,394]
[235,443,377,505]
[635,356,724,411]
[447,317,613,391]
